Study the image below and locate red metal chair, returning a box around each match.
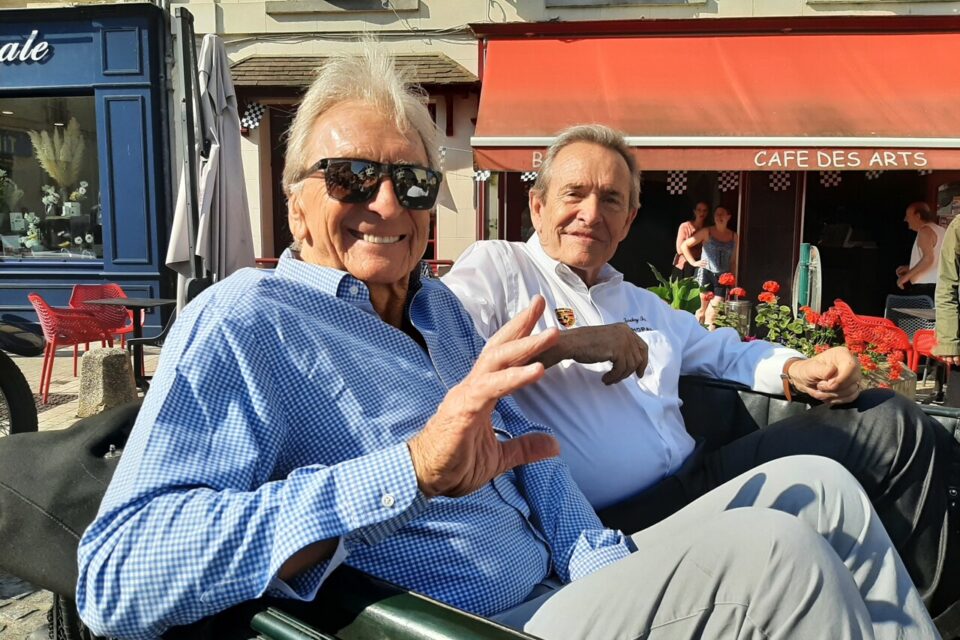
[28,293,113,404]
[833,299,912,369]
[68,283,139,348]
[832,300,897,329]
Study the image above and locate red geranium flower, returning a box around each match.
[817,309,840,329]
[889,362,903,380]
[758,292,777,304]
[703,291,716,301]
[718,273,736,287]
[859,354,879,371]
[762,280,781,294]
[728,287,746,299]
[814,344,830,355]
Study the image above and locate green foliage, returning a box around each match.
[647,263,705,314]
[754,299,837,357]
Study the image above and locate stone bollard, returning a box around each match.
[77,348,138,418]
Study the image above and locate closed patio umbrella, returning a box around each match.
[166,33,254,309]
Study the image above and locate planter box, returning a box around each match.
[863,367,917,400]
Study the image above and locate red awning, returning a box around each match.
[473,32,960,171]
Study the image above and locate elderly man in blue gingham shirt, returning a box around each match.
[76,48,940,640]
[77,248,633,638]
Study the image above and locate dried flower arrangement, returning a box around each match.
[27,117,85,192]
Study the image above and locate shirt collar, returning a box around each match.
[525,232,623,289]
[273,248,425,315]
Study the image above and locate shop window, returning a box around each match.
[0,96,101,260]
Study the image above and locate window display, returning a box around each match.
[0,97,100,259]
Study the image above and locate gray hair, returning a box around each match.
[531,124,641,210]
[282,45,440,196]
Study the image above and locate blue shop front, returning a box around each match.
[0,4,170,333]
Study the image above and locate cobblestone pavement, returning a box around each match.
[0,576,49,639]
[0,348,159,639]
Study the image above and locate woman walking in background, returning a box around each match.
[671,201,710,279]
[681,206,737,323]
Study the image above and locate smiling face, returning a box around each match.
[287,101,431,288]
[530,142,637,286]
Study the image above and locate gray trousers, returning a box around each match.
[494,456,939,640]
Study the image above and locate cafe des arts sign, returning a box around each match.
[472,133,960,171]
[472,145,958,172]
[752,149,929,170]
[0,31,51,65]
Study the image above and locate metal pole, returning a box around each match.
[797,242,811,308]
[174,7,201,280]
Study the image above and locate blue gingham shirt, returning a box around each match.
[76,251,632,639]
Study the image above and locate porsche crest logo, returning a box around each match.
[555,307,576,328]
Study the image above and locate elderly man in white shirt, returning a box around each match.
[443,124,960,632]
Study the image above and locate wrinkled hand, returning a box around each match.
[895,265,909,277]
[787,347,861,405]
[539,324,648,385]
[408,296,561,498]
[696,259,709,269]
[941,355,960,367]
[897,275,910,289]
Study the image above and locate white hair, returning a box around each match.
[282,44,440,196]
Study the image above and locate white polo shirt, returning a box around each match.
[442,235,803,509]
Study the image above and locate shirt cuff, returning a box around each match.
[566,529,634,582]
[267,537,348,601]
[753,346,806,395]
[271,443,423,585]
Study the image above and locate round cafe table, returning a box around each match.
[84,298,175,388]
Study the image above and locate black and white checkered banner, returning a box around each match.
[819,171,842,188]
[473,170,491,182]
[666,171,688,195]
[865,170,884,181]
[240,102,266,130]
[918,169,934,176]
[718,171,739,192]
[768,171,791,192]
[520,172,538,183]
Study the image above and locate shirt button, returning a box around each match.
[381,493,396,508]
[349,285,359,295]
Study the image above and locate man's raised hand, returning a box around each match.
[408,295,561,498]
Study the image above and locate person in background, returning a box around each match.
[670,201,709,279]
[680,205,737,322]
[897,201,945,298]
[934,213,960,366]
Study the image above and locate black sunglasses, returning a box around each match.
[305,158,443,210]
